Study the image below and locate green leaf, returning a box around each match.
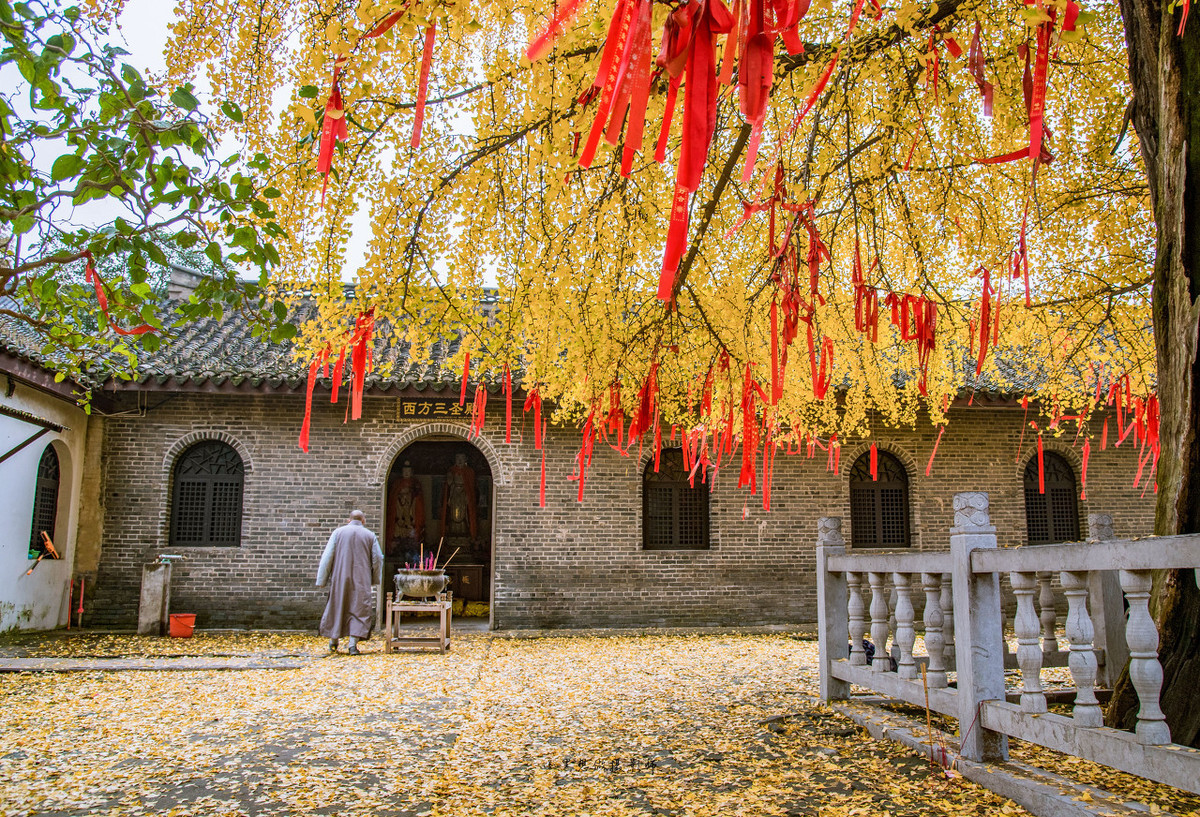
[50,153,84,181]
[273,300,287,320]
[170,86,200,112]
[221,100,244,123]
[298,85,319,99]
[270,323,298,343]
[263,187,282,199]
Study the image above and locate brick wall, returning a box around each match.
[90,392,1155,630]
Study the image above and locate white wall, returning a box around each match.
[0,383,89,631]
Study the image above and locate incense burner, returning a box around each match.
[394,569,450,599]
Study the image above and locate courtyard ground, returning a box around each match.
[0,630,1197,817]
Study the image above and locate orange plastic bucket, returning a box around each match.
[168,613,196,638]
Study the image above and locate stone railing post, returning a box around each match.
[1087,513,1128,688]
[1011,571,1047,713]
[940,572,956,670]
[1037,572,1059,654]
[848,572,867,666]
[950,491,1009,762]
[817,517,850,702]
[869,571,892,672]
[922,572,947,688]
[1060,569,1102,727]
[1120,569,1171,745]
[893,572,917,679]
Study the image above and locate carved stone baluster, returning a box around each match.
[847,572,867,666]
[1120,569,1171,744]
[940,573,955,669]
[869,572,891,672]
[893,573,917,679]
[922,572,946,688]
[1060,570,1101,727]
[1010,571,1047,713]
[1037,572,1059,655]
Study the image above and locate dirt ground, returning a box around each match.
[0,631,1196,817]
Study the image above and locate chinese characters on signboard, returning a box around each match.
[395,399,469,421]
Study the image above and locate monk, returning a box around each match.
[316,510,384,655]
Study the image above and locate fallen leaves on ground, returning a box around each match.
[0,632,1191,816]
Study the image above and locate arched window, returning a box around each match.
[643,449,709,550]
[849,450,910,547]
[1024,452,1079,544]
[170,441,244,547]
[28,445,60,558]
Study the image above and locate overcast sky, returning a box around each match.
[115,0,172,76]
[110,1,375,282]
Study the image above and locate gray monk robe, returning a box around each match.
[316,520,384,639]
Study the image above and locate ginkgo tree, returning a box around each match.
[86,0,1199,743]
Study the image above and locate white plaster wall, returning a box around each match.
[0,384,89,631]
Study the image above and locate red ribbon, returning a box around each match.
[539,420,547,506]
[659,183,691,300]
[967,23,994,116]
[411,23,437,149]
[1080,439,1090,500]
[628,362,660,442]
[526,0,587,61]
[330,345,346,404]
[738,363,761,493]
[678,0,733,193]
[348,310,374,421]
[620,0,655,175]
[770,299,782,404]
[471,384,488,437]
[299,356,321,452]
[654,76,681,164]
[925,426,944,476]
[317,57,349,204]
[1028,9,1054,172]
[524,389,543,449]
[975,266,993,376]
[504,365,513,444]
[363,5,412,39]
[806,324,832,400]
[579,0,637,168]
[869,442,878,481]
[83,253,156,335]
[460,352,470,405]
[1037,434,1045,494]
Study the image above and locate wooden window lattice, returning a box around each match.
[170,441,244,547]
[1023,452,1080,544]
[643,449,709,550]
[848,451,910,548]
[28,445,60,557]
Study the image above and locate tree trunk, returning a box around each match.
[1108,0,1200,747]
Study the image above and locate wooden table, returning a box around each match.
[384,592,452,653]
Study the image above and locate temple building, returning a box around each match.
[0,274,1157,632]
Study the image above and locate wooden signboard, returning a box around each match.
[395,398,469,421]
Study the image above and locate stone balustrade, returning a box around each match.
[817,493,1200,795]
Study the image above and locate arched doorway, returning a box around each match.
[383,438,493,619]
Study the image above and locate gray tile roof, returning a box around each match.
[0,290,486,394]
[0,287,1060,399]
